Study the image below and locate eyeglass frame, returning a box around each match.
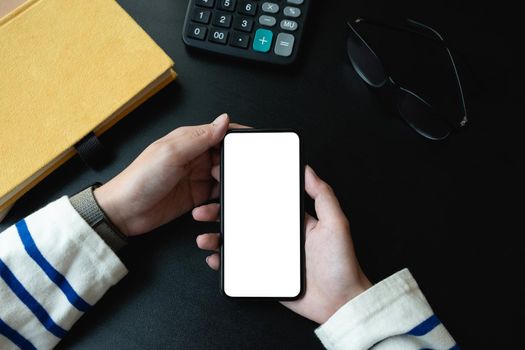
[346,17,468,138]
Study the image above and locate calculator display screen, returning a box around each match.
[222,131,302,298]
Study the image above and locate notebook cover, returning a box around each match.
[0,0,176,212]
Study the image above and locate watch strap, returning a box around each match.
[69,184,128,252]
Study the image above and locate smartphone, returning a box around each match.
[221,130,304,299]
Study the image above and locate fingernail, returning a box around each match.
[213,113,228,126]
[206,256,210,263]
[306,165,318,178]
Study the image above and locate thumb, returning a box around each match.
[167,114,229,164]
[305,165,347,226]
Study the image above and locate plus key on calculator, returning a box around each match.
[183,0,311,64]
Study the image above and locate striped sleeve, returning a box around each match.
[0,196,128,350]
[315,269,458,350]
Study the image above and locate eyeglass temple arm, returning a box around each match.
[353,18,437,41]
[407,19,468,127]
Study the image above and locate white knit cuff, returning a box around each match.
[24,196,128,305]
[315,269,435,350]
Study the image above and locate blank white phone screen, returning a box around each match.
[223,132,301,298]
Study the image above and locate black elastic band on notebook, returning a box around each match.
[74,132,106,169]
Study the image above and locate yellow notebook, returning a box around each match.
[0,0,177,220]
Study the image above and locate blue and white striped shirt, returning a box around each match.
[0,197,126,349]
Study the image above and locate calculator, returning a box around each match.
[182,0,310,64]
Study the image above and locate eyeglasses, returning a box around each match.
[346,18,468,140]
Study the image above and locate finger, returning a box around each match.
[305,165,347,225]
[196,233,220,251]
[211,164,220,181]
[192,203,220,222]
[212,122,253,149]
[162,114,230,164]
[206,253,221,270]
[210,181,220,199]
[228,123,252,129]
[305,213,318,232]
[211,148,221,165]
[210,123,251,173]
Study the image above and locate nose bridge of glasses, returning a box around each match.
[346,22,388,88]
[374,77,399,103]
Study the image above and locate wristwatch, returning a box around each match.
[69,183,128,252]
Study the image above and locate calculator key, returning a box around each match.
[280,19,298,31]
[213,13,232,27]
[287,0,304,4]
[187,24,207,40]
[262,2,279,14]
[234,16,254,32]
[209,28,229,44]
[283,6,301,17]
[195,0,214,8]
[230,32,250,48]
[274,32,295,57]
[239,1,257,16]
[259,15,276,27]
[253,28,273,52]
[218,0,236,12]
[192,8,211,24]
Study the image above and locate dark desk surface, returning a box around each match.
[1,0,521,348]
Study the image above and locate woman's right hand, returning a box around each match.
[193,165,372,324]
